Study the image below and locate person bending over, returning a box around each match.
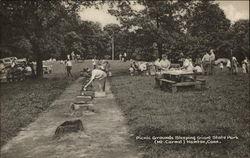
[83,68,107,91]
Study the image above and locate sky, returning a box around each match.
[78,1,249,28]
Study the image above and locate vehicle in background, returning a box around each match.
[0,57,17,67]
[16,58,27,65]
[215,58,229,65]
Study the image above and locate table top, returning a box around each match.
[161,70,194,75]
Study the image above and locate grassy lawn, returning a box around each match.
[0,60,92,147]
[110,66,249,158]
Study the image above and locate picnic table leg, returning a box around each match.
[155,77,161,88]
[172,85,177,93]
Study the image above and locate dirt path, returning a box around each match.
[1,78,142,158]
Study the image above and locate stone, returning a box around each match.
[94,92,106,98]
[76,95,93,102]
[54,119,84,138]
[71,103,94,110]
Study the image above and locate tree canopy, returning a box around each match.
[0,0,249,77]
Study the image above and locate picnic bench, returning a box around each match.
[155,70,206,93]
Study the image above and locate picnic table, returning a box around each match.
[155,70,206,93]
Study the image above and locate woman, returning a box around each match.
[159,54,171,71]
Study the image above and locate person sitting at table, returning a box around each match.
[193,64,203,75]
[181,57,194,71]
[159,54,171,71]
[154,58,161,72]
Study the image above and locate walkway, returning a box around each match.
[1,78,141,158]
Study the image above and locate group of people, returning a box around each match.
[119,52,128,62]
[65,57,110,93]
[128,49,249,76]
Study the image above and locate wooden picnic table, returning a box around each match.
[155,70,206,93]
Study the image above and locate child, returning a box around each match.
[219,62,224,71]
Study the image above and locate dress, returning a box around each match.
[159,59,171,71]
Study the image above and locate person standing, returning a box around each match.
[65,59,73,78]
[242,57,249,73]
[226,59,231,71]
[92,58,96,69]
[202,52,210,75]
[119,53,122,61]
[123,52,127,62]
[67,54,71,60]
[71,51,75,61]
[232,56,239,75]
[209,49,215,75]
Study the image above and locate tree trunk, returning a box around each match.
[36,52,43,78]
[32,41,43,78]
[156,13,163,58]
[157,42,163,58]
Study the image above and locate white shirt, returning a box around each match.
[154,59,161,67]
[159,59,171,70]
[91,69,107,80]
[194,66,202,73]
[66,60,72,66]
[226,60,231,67]
[183,59,194,71]
[219,63,224,68]
[67,54,70,60]
[139,63,147,71]
[209,52,215,61]
[202,53,210,62]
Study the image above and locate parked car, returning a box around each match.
[0,57,16,67]
[215,58,230,65]
[16,58,27,65]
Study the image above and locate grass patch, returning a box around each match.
[0,77,75,146]
[110,68,249,158]
[0,61,91,147]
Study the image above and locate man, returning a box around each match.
[123,52,127,62]
[232,56,239,75]
[209,49,215,75]
[83,68,107,92]
[159,54,171,71]
[65,59,73,77]
[119,53,122,61]
[202,52,210,75]
[242,57,249,73]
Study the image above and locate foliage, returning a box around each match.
[0,0,248,75]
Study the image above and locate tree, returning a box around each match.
[108,0,196,59]
[0,0,95,77]
[229,20,249,61]
[186,0,231,58]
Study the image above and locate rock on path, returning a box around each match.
[1,78,141,158]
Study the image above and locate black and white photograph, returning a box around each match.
[0,0,249,158]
